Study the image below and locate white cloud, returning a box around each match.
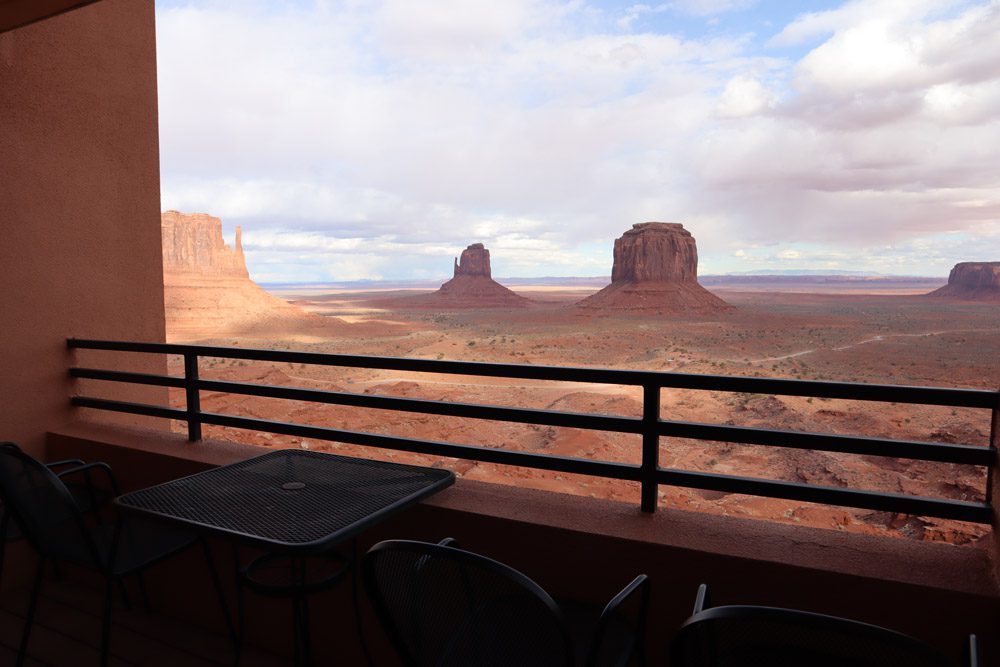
[717,75,774,117]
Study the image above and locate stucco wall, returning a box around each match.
[0,0,167,457]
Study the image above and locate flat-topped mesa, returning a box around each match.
[612,222,697,283]
[578,222,732,314]
[162,210,248,278]
[927,262,1000,300]
[453,243,491,278]
[162,211,341,341]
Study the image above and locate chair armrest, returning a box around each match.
[587,574,650,667]
[601,574,649,619]
[693,583,710,614]
[45,458,86,470]
[966,634,979,667]
[56,461,122,496]
[437,537,460,548]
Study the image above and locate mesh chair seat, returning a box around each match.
[79,519,197,576]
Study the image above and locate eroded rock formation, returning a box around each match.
[927,262,1000,300]
[453,243,491,277]
[162,211,339,340]
[376,243,531,309]
[162,211,248,277]
[578,222,732,313]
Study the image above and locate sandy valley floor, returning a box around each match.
[157,282,999,545]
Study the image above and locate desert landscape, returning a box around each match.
[159,212,1000,546]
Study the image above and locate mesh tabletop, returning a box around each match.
[116,450,454,552]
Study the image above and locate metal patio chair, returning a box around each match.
[0,442,113,584]
[670,583,979,667]
[0,444,230,667]
[363,538,649,667]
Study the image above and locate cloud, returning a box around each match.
[156,0,1000,281]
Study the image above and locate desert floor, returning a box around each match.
[164,282,999,546]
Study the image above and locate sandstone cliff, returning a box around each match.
[162,211,340,340]
[378,243,532,309]
[927,262,1000,300]
[578,222,732,314]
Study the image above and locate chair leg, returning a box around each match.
[16,555,45,667]
[200,538,236,647]
[116,578,132,610]
[136,571,152,614]
[0,536,6,591]
[235,569,246,667]
[101,575,115,667]
[0,510,9,589]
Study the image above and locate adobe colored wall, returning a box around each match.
[0,0,167,458]
[0,0,103,34]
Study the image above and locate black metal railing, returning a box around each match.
[67,339,999,523]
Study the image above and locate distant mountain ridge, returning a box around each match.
[262,273,944,290]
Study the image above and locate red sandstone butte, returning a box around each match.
[382,243,532,309]
[578,222,732,314]
[927,262,1000,300]
[162,211,341,340]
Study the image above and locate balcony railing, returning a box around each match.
[67,339,998,523]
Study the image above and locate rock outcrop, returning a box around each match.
[162,211,340,340]
[453,243,491,277]
[162,211,249,278]
[927,262,1000,300]
[578,222,732,313]
[376,243,531,309]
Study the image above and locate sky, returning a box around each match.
[155,0,1000,282]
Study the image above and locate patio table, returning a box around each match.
[116,449,454,553]
[115,448,455,663]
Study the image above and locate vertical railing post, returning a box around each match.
[640,383,661,513]
[184,353,202,441]
[988,389,998,532]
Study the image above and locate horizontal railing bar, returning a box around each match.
[659,421,995,467]
[70,368,187,388]
[70,396,991,522]
[198,412,643,481]
[71,397,187,421]
[67,338,998,408]
[656,468,992,523]
[66,368,994,466]
[196,379,643,434]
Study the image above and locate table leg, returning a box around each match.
[351,539,374,667]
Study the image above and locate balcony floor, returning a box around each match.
[0,576,284,666]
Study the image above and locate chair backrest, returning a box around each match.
[0,445,99,566]
[363,539,575,667]
[671,604,952,667]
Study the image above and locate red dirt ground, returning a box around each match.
[159,281,1000,546]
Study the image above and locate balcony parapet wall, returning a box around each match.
[47,421,1000,663]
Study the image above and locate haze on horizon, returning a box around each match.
[156,0,1000,284]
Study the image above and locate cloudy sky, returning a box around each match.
[156,0,1000,282]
